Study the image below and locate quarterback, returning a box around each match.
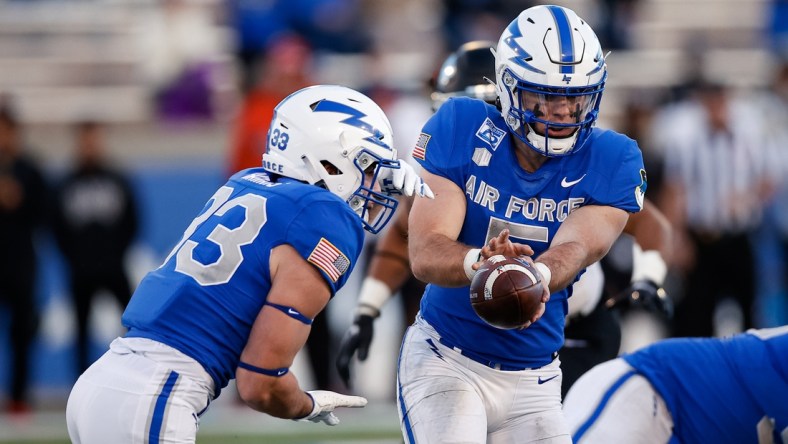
[400,5,646,443]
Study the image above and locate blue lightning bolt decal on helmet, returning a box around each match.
[504,20,545,75]
[312,100,392,150]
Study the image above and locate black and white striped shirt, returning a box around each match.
[653,95,780,234]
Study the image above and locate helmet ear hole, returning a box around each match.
[320,160,342,176]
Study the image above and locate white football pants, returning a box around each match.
[66,337,215,444]
[563,358,674,443]
[396,316,571,444]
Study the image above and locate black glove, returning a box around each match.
[335,314,375,388]
[606,279,673,319]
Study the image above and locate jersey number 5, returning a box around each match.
[163,186,268,286]
[485,216,549,244]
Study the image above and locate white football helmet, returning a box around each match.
[262,85,399,233]
[494,5,606,156]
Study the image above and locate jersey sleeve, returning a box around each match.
[284,200,364,295]
[585,134,646,213]
[412,98,466,187]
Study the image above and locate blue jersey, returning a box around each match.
[122,169,364,393]
[623,327,788,444]
[413,97,645,368]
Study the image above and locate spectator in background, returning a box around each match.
[595,0,639,50]
[440,0,532,52]
[52,121,139,376]
[653,79,780,338]
[286,0,370,54]
[227,35,312,176]
[0,96,47,414]
[228,0,369,93]
[228,0,291,94]
[139,0,222,122]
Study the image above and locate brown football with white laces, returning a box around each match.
[469,255,543,329]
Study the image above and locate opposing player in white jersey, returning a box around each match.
[65,85,433,444]
[564,326,788,443]
[401,5,646,443]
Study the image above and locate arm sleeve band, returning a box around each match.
[265,302,314,325]
[238,361,290,377]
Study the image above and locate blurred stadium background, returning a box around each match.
[0,0,785,442]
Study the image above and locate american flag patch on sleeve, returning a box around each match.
[412,133,430,161]
[307,238,350,283]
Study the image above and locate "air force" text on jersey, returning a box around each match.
[466,175,584,222]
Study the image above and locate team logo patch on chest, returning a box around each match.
[475,118,506,150]
[308,238,350,282]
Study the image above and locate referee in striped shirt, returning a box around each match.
[653,79,780,338]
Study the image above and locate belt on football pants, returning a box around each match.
[438,337,557,371]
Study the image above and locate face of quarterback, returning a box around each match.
[519,91,593,139]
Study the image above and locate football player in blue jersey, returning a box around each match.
[65,85,433,443]
[398,5,647,443]
[336,42,673,400]
[563,326,788,444]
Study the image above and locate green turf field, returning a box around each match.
[0,402,402,444]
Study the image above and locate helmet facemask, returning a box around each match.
[296,141,399,235]
[500,68,605,156]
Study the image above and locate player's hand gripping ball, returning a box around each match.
[469,255,543,329]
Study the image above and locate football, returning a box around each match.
[469,255,544,329]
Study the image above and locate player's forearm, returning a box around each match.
[368,256,412,294]
[238,374,313,419]
[368,213,413,292]
[410,232,475,287]
[624,201,672,261]
[536,241,599,293]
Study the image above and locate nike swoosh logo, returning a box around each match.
[561,174,586,187]
[277,369,287,376]
[288,309,298,315]
[537,375,559,384]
